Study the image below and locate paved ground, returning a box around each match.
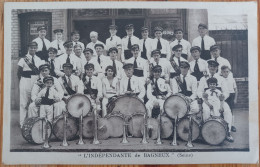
[10,109,249,152]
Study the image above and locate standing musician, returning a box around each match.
[121,24,140,63]
[105,25,122,61]
[47,47,59,78]
[120,63,145,101]
[82,63,103,112]
[28,64,64,119]
[125,44,148,85]
[71,31,85,51]
[146,65,172,118]
[189,46,208,81]
[17,41,44,128]
[151,26,171,59]
[73,44,85,74]
[55,41,81,77]
[192,23,216,60]
[95,43,110,70]
[102,66,120,117]
[170,28,191,61]
[169,44,188,79]
[33,25,51,62]
[139,26,153,61]
[82,48,102,78]
[37,76,61,122]
[50,29,65,57]
[86,31,106,57]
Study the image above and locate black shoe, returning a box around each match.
[226,133,234,142]
[231,126,236,132]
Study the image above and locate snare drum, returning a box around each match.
[66,94,91,118]
[107,95,146,115]
[22,117,52,144]
[201,116,228,145]
[163,93,190,119]
[161,115,173,139]
[105,113,124,138]
[128,113,145,137]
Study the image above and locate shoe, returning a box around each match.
[231,126,236,132]
[226,133,234,142]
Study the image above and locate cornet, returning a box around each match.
[121,115,129,144]
[141,113,148,144]
[61,111,69,146]
[155,113,162,145]
[42,116,51,149]
[92,107,101,144]
[171,116,178,146]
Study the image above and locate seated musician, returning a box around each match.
[47,47,59,78]
[82,63,103,113]
[120,63,145,101]
[170,61,199,113]
[28,64,64,118]
[189,46,208,81]
[37,76,60,122]
[197,60,233,142]
[125,44,148,85]
[202,77,234,142]
[102,65,120,117]
[146,65,171,118]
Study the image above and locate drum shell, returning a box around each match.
[160,115,173,139]
[52,114,78,141]
[105,113,124,138]
[128,113,145,137]
[201,116,228,146]
[22,117,52,144]
[97,118,111,140]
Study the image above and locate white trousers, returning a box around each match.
[39,105,54,122]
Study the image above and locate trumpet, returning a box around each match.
[141,113,148,144]
[61,111,69,146]
[121,115,129,144]
[155,113,162,145]
[186,115,194,148]
[77,109,85,145]
[42,116,51,149]
[171,116,178,146]
[92,107,101,144]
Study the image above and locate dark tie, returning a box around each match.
[42,38,47,51]
[155,78,159,91]
[112,60,117,76]
[50,60,55,75]
[88,77,91,87]
[87,61,89,65]
[98,56,101,64]
[127,37,132,49]
[194,60,200,72]
[66,54,70,63]
[210,90,217,96]
[134,58,137,68]
[157,39,162,50]
[201,37,205,51]
[110,37,113,41]
[182,76,187,91]
[127,77,132,91]
[178,40,181,44]
[57,43,61,50]
[68,77,72,88]
[215,57,218,62]
[178,57,181,66]
[45,88,49,98]
[142,39,147,59]
[76,42,78,45]
[32,56,35,65]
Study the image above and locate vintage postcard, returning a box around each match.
[2,1,259,165]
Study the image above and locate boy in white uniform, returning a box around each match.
[71,31,85,51]
[139,26,153,61]
[105,25,122,61]
[50,29,65,56]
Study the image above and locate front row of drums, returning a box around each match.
[22,93,229,147]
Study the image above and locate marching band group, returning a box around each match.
[17,23,238,143]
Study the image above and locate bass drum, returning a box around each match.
[52,114,78,141]
[66,93,91,118]
[128,113,145,137]
[161,115,173,139]
[177,115,201,142]
[22,117,52,144]
[97,118,112,140]
[106,113,124,138]
[107,95,146,115]
[163,93,190,119]
[201,116,228,145]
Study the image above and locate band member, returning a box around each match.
[102,66,120,117]
[58,63,84,103]
[170,28,191,60]
[120,63,145,101]
[50,29,65,56]
[37,76,60,122]
[102,47,124,79]
[146,65,171,118]
[47,47,58,78]
[33,25,51,62]
[202,77,233,142]
[17,41,44,127]
[28,64,64,119]
[210,44,232,74]
[169,44,188,78]
[221,65,238,132]
[82,48,102,78]
[71,31,85,51]
[151,26,171,59]
[192,23,216,60]
[139,26,153,61]
[86,31,106,56]
[55,41,81,77]
[125,44,148,84]
[82,63,103,112]
[95,43,109,69]
[189,46,208,81]
[73,44,84,73]
[121,24,140,63]
[105,25,122,61]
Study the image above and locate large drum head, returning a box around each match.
[82,116,94,139]
[177,117,200,142]
[164,94,189,119]
[161,116,173,139]
[106,114,124,138]
[128,113,145,137]
[67,94,91,118]
[52,115,78,141]
[97,118,111,140]
[107,96,146,115]
[201,118,227,145]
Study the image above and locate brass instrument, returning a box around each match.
[155,113,162,145]
[77,109,85,145]
[42,115,51,149]
[171,116,178,146]
[92,107,101,144]
[186,115,194,148]
[121,115,129,144]
[61,111,69,146]
[141,113,148,144]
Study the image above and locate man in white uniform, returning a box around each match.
[50,29,65,56]
[105,25,122,61]
[86,31,106,57]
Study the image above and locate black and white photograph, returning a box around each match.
[2,1,258,165]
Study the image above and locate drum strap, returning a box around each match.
[62,76,76,95]
[151,79,167,96]
[170,57,181,75]
[24,56,40,75]
[83,79,97,99]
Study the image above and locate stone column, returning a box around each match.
[187,9,208,43]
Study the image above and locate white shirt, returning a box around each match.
[18,54,44,71]
[106,35,122,50]
[192,35,216,50]
[169,56,188,73]
[139,38,153,60]
[125,56,148,79]
[37,86,59,100]
[212,56,231,74]
[102,77,120,98]
[170,38,191,59]
[150,58,171,80]
[204,88,222,103]
[50,40,65,56]
[86,40,106,56]
[151,38,171,60]
[102,59,124,79]
[81,58,103,77]
[147,77,171,100]
[121,35,140,62]
[33,37,51,51]
[223,76,237,93]
[83,75,103,98]
[58,74,84,95]
[95,54,110,70]
[189,58,208,73]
